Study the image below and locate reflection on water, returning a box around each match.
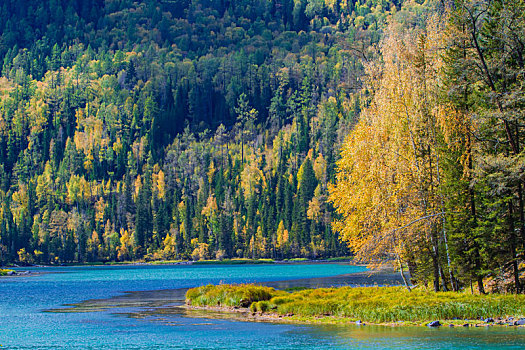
[264,269,405,289]
[311,324,525,349]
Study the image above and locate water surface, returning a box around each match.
[1,264,524,349]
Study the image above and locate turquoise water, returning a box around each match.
[1,264,524,349]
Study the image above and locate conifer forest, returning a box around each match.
[0,0,524,293]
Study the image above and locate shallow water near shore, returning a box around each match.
[1,263,524,349]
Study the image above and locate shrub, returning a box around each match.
[250,302,258,313]
[186,284,285,308]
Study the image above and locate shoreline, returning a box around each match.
[181,303,525,328]
[184,281,525,329]
[0,268,41,277]
[1,257,354,269]
[16,262,525,330]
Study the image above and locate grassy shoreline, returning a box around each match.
[0,268,15,276]
[185,284,525,327]
[3,257,353,268]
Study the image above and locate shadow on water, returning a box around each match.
[46,269,405,317]
[45,288,188,313]
[264,269,406,289]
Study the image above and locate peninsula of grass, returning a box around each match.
[0,268,15,276]
[185,284,525,326]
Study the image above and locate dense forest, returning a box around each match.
[330,0,525,293]
[1,0,523,294]
[0,0,409,264]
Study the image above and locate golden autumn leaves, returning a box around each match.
[329,17,455,286]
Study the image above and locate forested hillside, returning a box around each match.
[330,0,525,293]
[0,0,422,264]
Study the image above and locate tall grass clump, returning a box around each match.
[187,284,525,323]
[186,284,285,308]
[0,269,15,276]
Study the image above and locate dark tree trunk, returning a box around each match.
[508,201,521,293]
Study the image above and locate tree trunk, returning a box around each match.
[400,264,411,292]
[467,132,485,294]
[433,258,440,292]
[508,201,521,293]
[439,266,448,291]
[241,134,244,164]
[396,252,411,292]
[515,124,525,254]
[477,275,485,295]
[518,183,525,255]
[431,242,440,292]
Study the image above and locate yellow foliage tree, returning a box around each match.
[117,228,133,261]
[329,18,452,291]
[276,220,289,250]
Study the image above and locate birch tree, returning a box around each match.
[330,18,453,291]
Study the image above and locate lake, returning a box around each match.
[1,263,524,349]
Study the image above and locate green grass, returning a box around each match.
[192,258,275,265]
[186,284,286,308]
[284,258,309,262]
[148,260,185,265]
[185,284,525,324]
[325,256,354,262]
[0,269,15,276]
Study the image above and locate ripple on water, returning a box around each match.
[2,264,525,349]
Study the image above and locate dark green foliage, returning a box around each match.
[440,0,525,293]
[1,0,398,263]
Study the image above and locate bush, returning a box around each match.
[254,301,270,313]
[250,302,258,313]
[186,284,285,308]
